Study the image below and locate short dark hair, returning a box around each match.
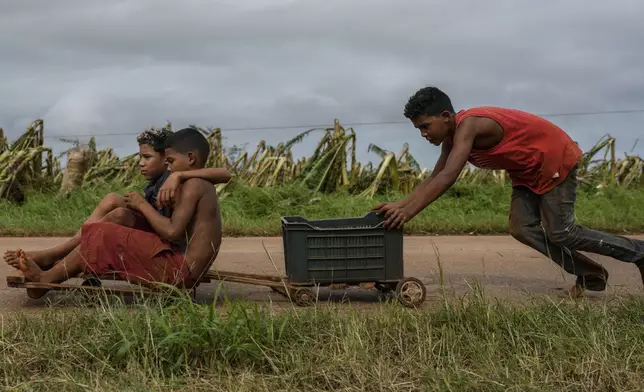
[137,126,173,152]
[403,86,455,119]
[166,127,210,164]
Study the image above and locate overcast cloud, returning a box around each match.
[1,0,643,168]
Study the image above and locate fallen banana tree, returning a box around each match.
[0,119,642,203]
[0,120,54,202]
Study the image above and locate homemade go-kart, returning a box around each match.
[7,212,427,308]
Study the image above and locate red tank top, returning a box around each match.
[456,107,582,195]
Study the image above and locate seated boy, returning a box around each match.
[4,127,230,270]
[16,127,223,298]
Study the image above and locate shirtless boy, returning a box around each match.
[374,86,644,296]
[16,127,223,298]
[4,126,229,270]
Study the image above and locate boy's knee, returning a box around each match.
[545,227,574,247]
[509,221,529,243]
[509,213,533,244]
[100,193,126,212]
[541,218,578,247]
[102,207,135,227]
[80,221,124,243]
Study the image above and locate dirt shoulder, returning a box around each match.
[1,235,642,312]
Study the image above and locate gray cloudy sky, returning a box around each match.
[1,0,643,168]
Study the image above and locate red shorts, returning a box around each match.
[131,209,154,232]
[79,221,193,288]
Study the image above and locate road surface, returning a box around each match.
[1,235,642,312]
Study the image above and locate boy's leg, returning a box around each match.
[540,165,644,279]
[4,194,132,269]
[44,206,141,263]
[18,221,192,299]
[17,246,88,299]
[16,218,130,298]
[509,184,609,292]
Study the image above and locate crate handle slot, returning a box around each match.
[280,212,388,231]
[280,221,386,231]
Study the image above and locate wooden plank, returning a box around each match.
[6,269,290,295]
[36,269,286,285]
[204,270,286,283]
[6,273,26,284]
[271,286,290,298]
[5,281,175,296]
[214,274,288,289]
[6,274,286,292]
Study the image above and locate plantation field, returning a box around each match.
[1,182,643,236]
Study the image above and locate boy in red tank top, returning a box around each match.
[374,86,644,296]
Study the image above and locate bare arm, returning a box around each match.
[136,179,204,242]
[175,167,231,184]
[404,118,478,217]
[398,139,453,207]
[157,168,230,208]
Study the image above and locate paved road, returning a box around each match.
[1,235,642,311]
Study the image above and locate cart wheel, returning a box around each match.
[395,277,426,308]
[82,277,102,287]
[293,287,315,306]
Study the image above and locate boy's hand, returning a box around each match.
[372,201,404,214]
[124,192,147,211]
[157,172,182,208]
[373,201,411,229]
[383,204,412,229]
[372,202,388,212]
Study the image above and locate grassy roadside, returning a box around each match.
[1,182,643,237]
[2,290,644,391]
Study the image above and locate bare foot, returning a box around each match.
[3,250,20,268]
[565,284,585,299]
[4,249,57,270]
[17,249,49,299]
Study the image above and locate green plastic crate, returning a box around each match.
[280,212,404,285]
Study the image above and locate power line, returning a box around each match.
[41,107,644,139]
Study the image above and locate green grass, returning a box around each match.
[3,290,644,391]
[1,181,643,236]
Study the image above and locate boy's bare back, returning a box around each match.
[178,178,222,282]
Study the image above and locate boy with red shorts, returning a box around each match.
[5,126,229,273]
[374,86,644,296]
[17,127,223,298]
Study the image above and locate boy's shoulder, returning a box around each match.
[457,106,541,119]
[183,177,219,203]
[179,177,213,198]
[456,106,507,118]
[456,106,538,128]
[183,177,211,187]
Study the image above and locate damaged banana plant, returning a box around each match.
[0,120,53,203]
[1,119,642,203]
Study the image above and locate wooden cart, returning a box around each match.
[6,213,428,307]
[6,269,426,307]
